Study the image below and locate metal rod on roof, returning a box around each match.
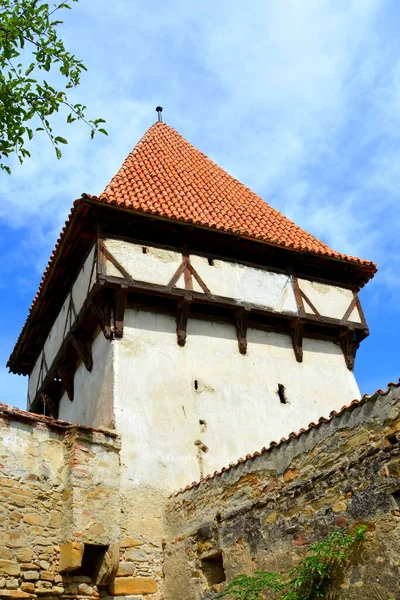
[156,106,163,122]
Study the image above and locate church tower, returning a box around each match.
[8,118,375,492]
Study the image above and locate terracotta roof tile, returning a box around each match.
[8,120,376,373]
[171,379,400,496]
[96,122,374,267]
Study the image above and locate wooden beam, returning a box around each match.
[89,299,112,340]
[113,287,128,338]
[57,362,74,401]
[290,319,303,363]
[100,273,369,333]
[300,289,322,320]
[72,334,93,372]
[40,393,58,419]
[176,295,192,347]
[289,269,305,317]
[235,307,249,354]
[340,294,358,325]
[100,241,136,286]
[339,327,359,370]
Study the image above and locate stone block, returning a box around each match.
[52,586,65,595]
[78,583,93,595]
[108,576,158,595]
[116,562,135,577]
[20,583,35,593]
[22,570,40,581]
[0,560,20,577]
[5,580,18,590]
[48,511,61,529]
[59,541,84,572]
[96,543,119,586]
[124,549,147,562]
[23,513,45,526]
[15,549,33,563]
[119,538,142,548]
[0,549,13,560]
[0,591,32,598]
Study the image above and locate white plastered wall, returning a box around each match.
[58,332,115,429]
[113,309,360,492]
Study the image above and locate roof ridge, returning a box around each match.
[171,379,400,497]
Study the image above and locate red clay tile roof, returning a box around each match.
[172,379,400,496]
[8,120,377,374]
[97,122,374,267]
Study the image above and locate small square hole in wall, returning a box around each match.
[142,246,149,254]
[201,552,226,586]
[73,544,108,582]
[392,491,400,509]
[208,258,215,266]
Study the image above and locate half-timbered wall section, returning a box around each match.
[27,236,367,419]
[27,244,97,410]
[100,237,365,323]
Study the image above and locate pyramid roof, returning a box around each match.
[8,120,376,375]
[96,122,372,266]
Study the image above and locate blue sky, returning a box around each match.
[1,0,400,409]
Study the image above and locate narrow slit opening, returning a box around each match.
[208,258,215,266]
[277,384,287,404]
[194,380,199,391]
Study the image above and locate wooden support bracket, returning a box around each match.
[40,393,58,419]
[176,295,192,347]
[89,300,112,340]
[72,334,93,372]
[57,362,75,402]
[113,287,128,338]
[290,319,303,363]
[339,327,359,371]
[235,307,250,355]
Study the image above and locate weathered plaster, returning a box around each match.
[113,309,360,490]
[58,331,115,429]
[298,277,361,322]
[28,245,97,405]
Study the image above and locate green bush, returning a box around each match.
[217,525,367,600]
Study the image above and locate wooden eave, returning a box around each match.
[7,198,377,376]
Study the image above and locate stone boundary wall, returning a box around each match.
[0,403,121,599]
[165,384,400,600]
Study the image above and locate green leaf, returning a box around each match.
[55,147,62,159]
[54,136,68,144]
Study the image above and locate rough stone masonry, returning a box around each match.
[0,383,399,600]
[165,383,400,600]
